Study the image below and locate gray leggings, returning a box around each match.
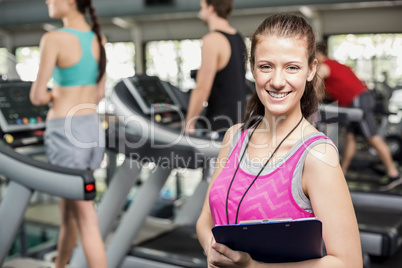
[44,114,105,171]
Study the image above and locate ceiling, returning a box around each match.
[1,0,401,30]
[0,0,401,48]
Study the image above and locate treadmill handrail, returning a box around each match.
[110,91,221,160]
[0,144,96,200]
[318,104,364,122]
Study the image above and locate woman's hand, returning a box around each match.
[207,236,254,268]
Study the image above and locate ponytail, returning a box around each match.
[87,2,106,82]
[75,0,106,82]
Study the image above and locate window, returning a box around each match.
[145,39,202,92]
[328,34,402,89]
[15,46,40,82]
[0,48,9,77]
[105,42,135,95]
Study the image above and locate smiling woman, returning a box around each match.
[196,14,363,268]
[251,35,317,117]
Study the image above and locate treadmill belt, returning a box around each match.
[356,207,402,256]
[356,209,402,230]
[130,226,207,268]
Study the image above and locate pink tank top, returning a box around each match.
[209,130,330,225]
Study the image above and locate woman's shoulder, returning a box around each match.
[303,134,339,169]
[299,121,331,142]
[43,28,86,40]
[226,123,244,137]
[300,120,320,137]
[40,29,70,43]
[217,123,244,152]
[39,31,64,49]
[299,121,338,162]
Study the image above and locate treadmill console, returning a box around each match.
[118,75,187,126]
[0,81,48,146]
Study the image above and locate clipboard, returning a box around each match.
[212,217,323,263]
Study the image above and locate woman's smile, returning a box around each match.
[267,90,291,99]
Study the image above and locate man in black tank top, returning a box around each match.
[185,0,247,136]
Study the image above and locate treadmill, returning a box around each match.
[70,75,219,268]
[319,103,402,258]
[0,80,98,267]
[0,80,48,149]
[70,76,371,268]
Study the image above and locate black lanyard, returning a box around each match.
[225,115,304,225]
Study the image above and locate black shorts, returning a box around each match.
[347,91,378,139]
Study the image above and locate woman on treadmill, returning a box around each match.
[29,0,106,267]
[196,14,362,267]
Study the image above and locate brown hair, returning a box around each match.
[76,0,106,83]
[316,41,328,56]
[244,14,323,128]
[206,0,233,19]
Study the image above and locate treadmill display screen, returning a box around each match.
[123,76,181,114]
[135,78,175,107]
[0,81,48,133]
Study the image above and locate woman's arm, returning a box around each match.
[302,143,362,267]
[30,32,58,106]
[209,142,362,268]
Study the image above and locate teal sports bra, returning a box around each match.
[52,28,99,87]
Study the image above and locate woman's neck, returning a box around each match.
[255,112,304,144]
[62,13,90,30]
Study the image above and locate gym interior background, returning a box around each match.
[0,0,402,268]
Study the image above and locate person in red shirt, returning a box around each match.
[316,42,401,190]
